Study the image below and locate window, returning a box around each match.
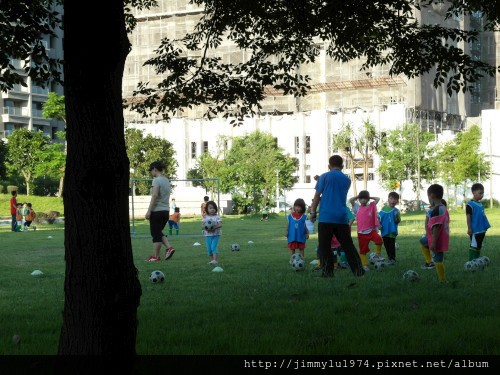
[50,36,57,49]
[471,82,481,104]
[305,136,311,154]
[305,175,311,183]
[203,141,208,153]
[191,142,197,159]
[32,102,44,117]
[294,136,299,154]
[5,123,16,136]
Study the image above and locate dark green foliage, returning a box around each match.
[129,0,499,121]
[125,128,177,195]
[0,0,63,91]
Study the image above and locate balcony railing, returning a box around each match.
[3,107,29,116]
[32,109,45,118]
[32,86,50,95]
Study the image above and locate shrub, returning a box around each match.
[47,211,60,224]
[32,176,60,196]
[36,211,60,224]
[481,198,499,208]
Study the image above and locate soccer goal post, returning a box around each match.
[129,178,221,237]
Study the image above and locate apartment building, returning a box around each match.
[0,6,65,140]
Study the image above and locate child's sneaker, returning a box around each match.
[146,256,160,262]
[165,247,175,260]
[339,261,349,269]
[387,259,396,266]
[209,260,218,265]
[421,262,435,269]
[362,265,370,271]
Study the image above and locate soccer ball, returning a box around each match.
[369,252,384,264]
[149,270,165,283]
[477,256,490,266]
[374,261,387,271]
[292,258,306,272]
[472,258,486,270]
[231,243,240,251]
[291,253,303,262]
[403,270,420,282]
[203,220,215,231]
[395,242,400,250]
[464,261,478,272]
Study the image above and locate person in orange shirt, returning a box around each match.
[168,207,181,235]
[23,202,37,231]
[201,195,209,217]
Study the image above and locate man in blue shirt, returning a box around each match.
[309,155,364,278]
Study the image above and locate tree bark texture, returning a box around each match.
[58,1,142,358]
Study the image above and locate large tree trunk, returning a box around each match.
[58,1,141,358]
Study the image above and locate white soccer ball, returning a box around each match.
[292,258,306,272]
[464,261,478,272]
[477,256,490,266]
[231,243,240,251]
[403,270,420,282]
[369,252,384,264]
[203,220,215,231]
[472,258,486,270]
[149,270,165,283]
[374,261,387,271]
[291,253,303,262]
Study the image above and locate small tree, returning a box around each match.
[355,120,379,190]
[222,131,298,210]
[378,123,436,204]
[125,128,177,195]
[34,136,65,195]
[332,123,358,197]
[187,152,224,196]
[0,139,7,181]
[42,92,66,196]
[435,140,459,206]
[436,124,491,205]
[6,129,49,195]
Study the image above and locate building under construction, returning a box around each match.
[123,1,498,129]
[122,1,499,205]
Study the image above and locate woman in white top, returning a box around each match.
[145,161,175,262]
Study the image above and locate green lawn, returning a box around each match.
[0,207,498,355]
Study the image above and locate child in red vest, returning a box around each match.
[349,190,382,271]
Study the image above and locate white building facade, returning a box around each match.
[127,105,500,209]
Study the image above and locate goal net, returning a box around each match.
[129,178,221,238]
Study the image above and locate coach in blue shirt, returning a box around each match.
[309,155,364,278]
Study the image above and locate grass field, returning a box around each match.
[0,206,498,356]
